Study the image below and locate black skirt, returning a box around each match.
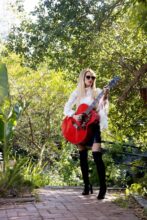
[84,123,101,147]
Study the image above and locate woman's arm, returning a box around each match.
[103,87,109,99]
[97,87,109,113]
[64,89,78,116]
[96,88,109,130]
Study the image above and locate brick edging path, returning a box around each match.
[0,187,139,220]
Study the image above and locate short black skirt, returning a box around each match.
[84,123,101,147]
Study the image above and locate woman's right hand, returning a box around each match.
[73,114,83,121]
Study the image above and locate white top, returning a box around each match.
[64,87,109,130]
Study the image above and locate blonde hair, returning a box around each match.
[76,68,97,106]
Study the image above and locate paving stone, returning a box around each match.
[0,189,140,220]
[0,218,8,220]
[53,218,77,220]
[0,210,7,217]
[88,217,108,220]
[76,217,88,220]
[8,217,31,220]
[6,210,18,218]
[29,218,42,220]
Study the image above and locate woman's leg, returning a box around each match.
[78,145,92,195]
[92,143,106,200]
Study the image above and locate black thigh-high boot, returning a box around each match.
[79,150,93,195]
[92,151,106,200]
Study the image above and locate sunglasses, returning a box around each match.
[85,75,96,80]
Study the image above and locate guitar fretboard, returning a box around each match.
[85,91,104,115]
[84,76,120,115]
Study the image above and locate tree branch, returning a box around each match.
[26,114,40,150]
[118,63,147,102]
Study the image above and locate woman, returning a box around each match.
[64,68,109,200]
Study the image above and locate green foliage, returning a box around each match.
[7,0,129,70]
[0,0,146,190]
[0,115,4,141]
[125,172,147,196]
[0,63,27,173]
[0,156,50,197]
[0,54,146,189]
[0,157,32,197]
[6,0,147,143]
[47,141,81,186]
[126,182,147,196]
[5,55,77,162]
[0,63,9,105]
[127,0,147,32]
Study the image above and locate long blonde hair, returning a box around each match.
[76,68,97,106]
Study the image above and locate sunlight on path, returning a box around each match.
[0,188,139,220]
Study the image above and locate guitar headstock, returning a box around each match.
[107,76,120,89]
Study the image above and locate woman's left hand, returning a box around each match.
[103,87,110,99]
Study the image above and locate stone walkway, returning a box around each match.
[0,187,139,220]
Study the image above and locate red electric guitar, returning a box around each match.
[61,76,120,145]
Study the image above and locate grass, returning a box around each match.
[114,195,147,220]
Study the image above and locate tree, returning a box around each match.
[127,0,147,32]
[7,0,128,71]
[2,0,147,188]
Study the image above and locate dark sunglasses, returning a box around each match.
[85,75,96,80]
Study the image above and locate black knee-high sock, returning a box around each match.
[92,151,106,188]
[79,150,89,186]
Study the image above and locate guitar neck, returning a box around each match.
[84,76,120,115]
[85,91,104,115]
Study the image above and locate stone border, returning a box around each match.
[0,196,36,205]
[133,195,147,209]
[44,185,126,190]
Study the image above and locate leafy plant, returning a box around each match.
[0,156,50,197]
[0,63,25,172]
[126,179,147,197]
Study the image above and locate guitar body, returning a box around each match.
[61,103,99,145]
